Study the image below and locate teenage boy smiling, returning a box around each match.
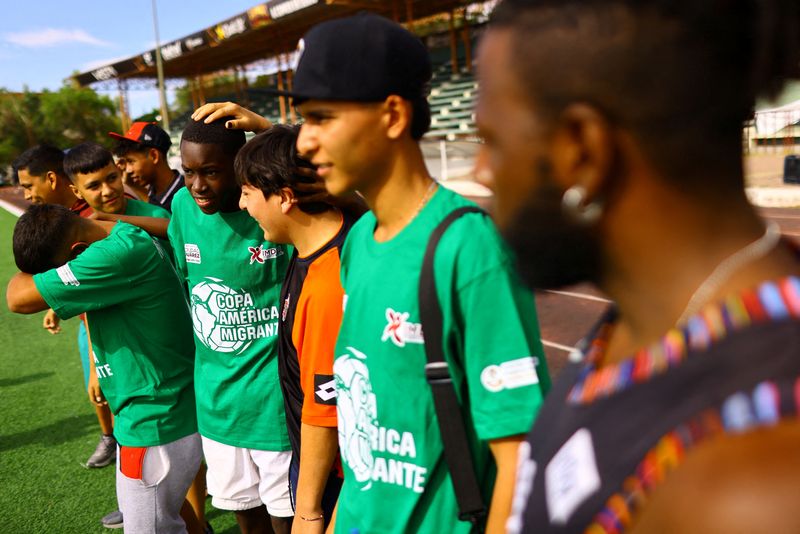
[235,124,354,530]
[289,13,550,534]
[110,121,185,212]
[169,118,293,534]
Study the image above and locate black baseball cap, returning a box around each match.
[278,12,432,105]
[109,122,172,154]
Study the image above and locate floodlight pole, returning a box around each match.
[151,0,171,131]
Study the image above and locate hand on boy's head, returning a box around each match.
[191,102,272,133]
[292,166,329,204]
[293,167,368,216]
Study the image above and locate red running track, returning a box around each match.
[2,186,798,377]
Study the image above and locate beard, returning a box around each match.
[499,163,603,290]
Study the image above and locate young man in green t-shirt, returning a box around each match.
[6,204,200,534]
[62,141,179,530]
[63,141,171,226]
[288,14,551,533]
[169,117,293,534]
[12,143,117,472]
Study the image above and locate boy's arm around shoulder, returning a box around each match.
[94,211,169,239]
[7,273,49,314]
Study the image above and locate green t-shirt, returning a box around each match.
[124,197,173,259]
[125,197,170,218]
[168,187,291,450]
[333,186,551,533]
[34,222,197,447]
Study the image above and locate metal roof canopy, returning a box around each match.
[74,0,473,87]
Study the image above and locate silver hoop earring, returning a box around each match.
[561,185,603,224]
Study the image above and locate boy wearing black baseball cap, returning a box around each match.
[110,122,184,212]
[291,13,550,534]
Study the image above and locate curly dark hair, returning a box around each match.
[181,116,246,157]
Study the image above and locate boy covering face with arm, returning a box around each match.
[6,204,200,534]
[12,144,116,471]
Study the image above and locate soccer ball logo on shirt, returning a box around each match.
[335,346,428,494]
[190,277,279,353]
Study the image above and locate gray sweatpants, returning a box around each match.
[116,432,202,534]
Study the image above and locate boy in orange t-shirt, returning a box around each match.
[235,123,356,528]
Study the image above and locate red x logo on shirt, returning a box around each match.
[249,245,264,264]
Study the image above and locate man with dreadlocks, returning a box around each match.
[475,0,800,532]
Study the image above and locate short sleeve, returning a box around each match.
[295,251,344,427]
[439,214,549,442]
[33,235,143,320]
[167,215,188,282]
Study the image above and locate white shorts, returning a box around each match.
[202,436,293,516]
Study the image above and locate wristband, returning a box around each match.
[299,513,324,522]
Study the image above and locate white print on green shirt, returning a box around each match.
[93,352,114,378]
[335,347,428,494]
[190,277,279,354]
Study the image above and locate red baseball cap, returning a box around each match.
[109,122,171,153]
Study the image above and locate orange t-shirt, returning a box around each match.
[277,212,355,465]
[292,246,344,427]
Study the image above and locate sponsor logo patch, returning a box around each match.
[56,264,80,287]
[381,308,424,347]
[480,356,539,392]
[314,374,337,405]
[545,428,601,525]
[185,244,201,264]
[248,244,284,264]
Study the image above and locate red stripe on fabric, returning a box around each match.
[119,446,147,480]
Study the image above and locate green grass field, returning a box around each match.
[0,207,239,533]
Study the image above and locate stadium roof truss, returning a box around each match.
[73,0,479,88]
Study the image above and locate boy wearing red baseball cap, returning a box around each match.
[110,122,184,212]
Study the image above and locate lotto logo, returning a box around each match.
[314,374,336,405]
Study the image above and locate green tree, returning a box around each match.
[133,108,161,123]
[0,90,43,167]
[0,84,121,170]
[38,85,120,146]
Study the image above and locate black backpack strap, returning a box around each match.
[419,206,488,531]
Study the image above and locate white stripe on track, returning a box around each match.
[543,289,612,303]
[541,339,576,353]
[0,198,24,217]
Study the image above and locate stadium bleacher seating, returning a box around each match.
[168,41,479,144]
